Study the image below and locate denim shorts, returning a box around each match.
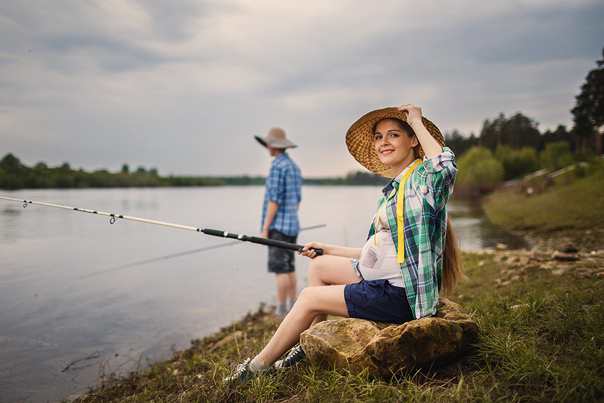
[344,279,414,324]
[267,229,297,274]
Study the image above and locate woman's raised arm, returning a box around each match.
[398,103,443,159]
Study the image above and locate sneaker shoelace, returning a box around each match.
[224,358,252,382]
[275,345,306,369]
[225,358,275,383]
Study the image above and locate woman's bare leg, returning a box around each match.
[307,255,361,326]
[255,284,349,366]
[254,256,361,366]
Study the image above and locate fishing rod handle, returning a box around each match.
[246,235,324,256]
[201,228,323,256]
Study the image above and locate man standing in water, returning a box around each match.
[255,128,303,318]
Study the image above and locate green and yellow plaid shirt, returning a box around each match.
[368,147,457,319]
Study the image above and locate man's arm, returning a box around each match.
[261,200,279,238]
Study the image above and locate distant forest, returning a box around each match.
[2,50,602,191]
[0,152,390,189]
[0,111,596,190]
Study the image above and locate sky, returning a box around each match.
[1,1,603,178]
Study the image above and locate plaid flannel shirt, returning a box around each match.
[262,152,303,236]
[368,147,457,319]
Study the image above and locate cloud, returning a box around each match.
[0,0,602,177]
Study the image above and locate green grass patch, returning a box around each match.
[455,250,604,403]
[73,249,604,402]
[72,167,604,403]
[482,168,604,249]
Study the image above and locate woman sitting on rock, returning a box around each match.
[225,103,464,383]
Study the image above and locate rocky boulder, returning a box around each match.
[299,298,477,378]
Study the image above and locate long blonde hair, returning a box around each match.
[441,216,465,295]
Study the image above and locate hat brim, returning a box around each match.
[345,107,445,178]
[254,136,297,149]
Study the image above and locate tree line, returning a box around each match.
[0,155,226,190]
[2,50,602,191]
[0,152,390,189]
[448,49,603,188]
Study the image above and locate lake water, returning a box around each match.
[0,186,529,402]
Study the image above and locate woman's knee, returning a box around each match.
[297,287,313,304]
[307,256,328,283]
[295,285,348,318]
[308,255,358,287]
[296,287,323,310]
[289,288,315,316]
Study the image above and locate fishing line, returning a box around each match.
[0,196,324,258]
[81,224,326,278]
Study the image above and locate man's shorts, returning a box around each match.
[267,229,297,274]
[344,279,414,324]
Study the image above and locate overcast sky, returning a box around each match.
[1,1,602,178]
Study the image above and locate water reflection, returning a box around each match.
[448,198,532,250]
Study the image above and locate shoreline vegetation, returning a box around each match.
[69,166,603,402]
[0,113,599,191]
[0,115,598,191]
[0,152,391,189]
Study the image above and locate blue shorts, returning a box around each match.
[344,279,414,324]
[267,229,297,274]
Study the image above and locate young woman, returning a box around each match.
[225,103,464,383]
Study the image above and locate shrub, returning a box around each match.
[456,146,504,185]
[495,146,540,180]
[540,141,574,171]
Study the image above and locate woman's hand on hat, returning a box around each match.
[399,103,443,159]
[397,103,423,126]
[300,241,324,258]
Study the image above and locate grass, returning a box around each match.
[454,250,603,402]
[72,167,604,403]
[482,163,604,250]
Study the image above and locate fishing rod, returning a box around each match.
[82,224,326,278]
[0,196,324,256]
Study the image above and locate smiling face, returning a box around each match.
[373,118,419,176]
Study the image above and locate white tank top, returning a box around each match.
[357,210,405,287]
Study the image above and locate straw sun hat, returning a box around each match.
[346,107,445,178]
[255,127,297,149]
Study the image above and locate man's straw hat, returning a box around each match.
[346,107,445,177]
[255,127,297,149]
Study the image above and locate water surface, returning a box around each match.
[0,186,528,402]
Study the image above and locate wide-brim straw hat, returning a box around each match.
[255,127,297,149]
[346,107,445,178]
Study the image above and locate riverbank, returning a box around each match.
[482,162,604,251]
[71,170,603,403]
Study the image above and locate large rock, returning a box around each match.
[299,298,477,378]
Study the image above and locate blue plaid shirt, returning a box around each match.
[368,148,457,319]
[262,152,303,236]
